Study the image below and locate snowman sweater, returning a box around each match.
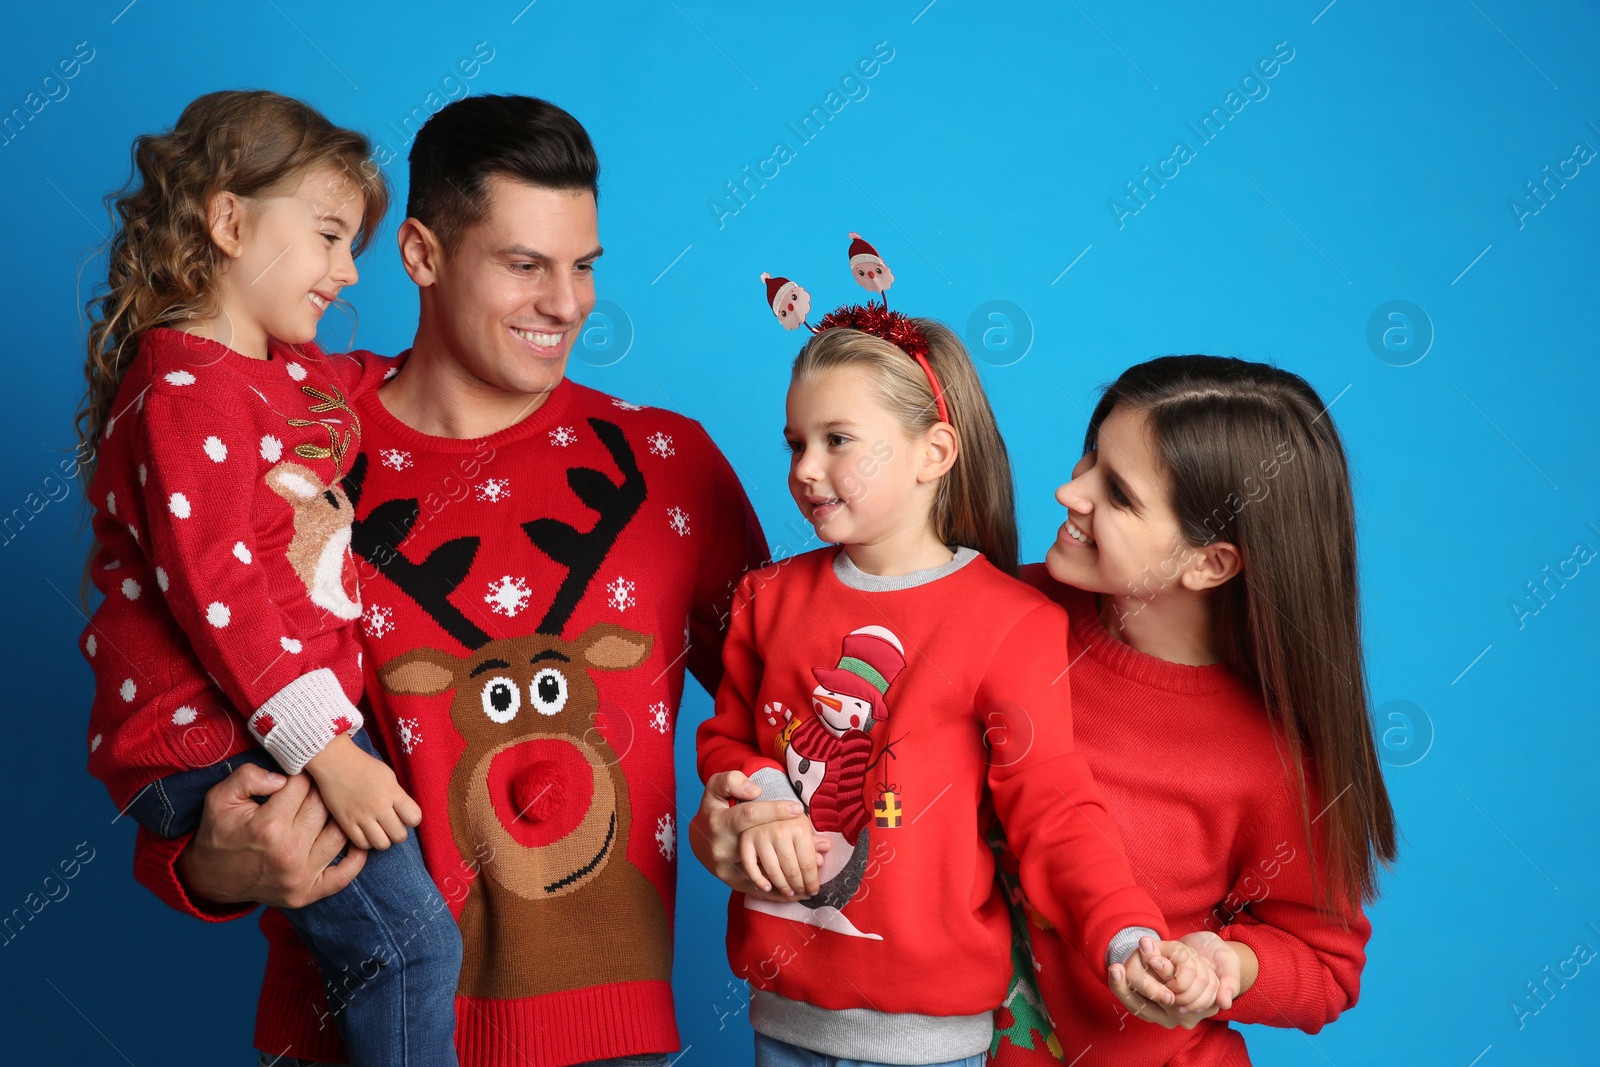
[990,570,1370,1067]
[113,364,768,1067]
[84,328,370,807]
[696,548,1166,1063]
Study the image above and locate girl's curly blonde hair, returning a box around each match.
[77,89,389,485]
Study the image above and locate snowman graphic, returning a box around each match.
[747,625,906,940]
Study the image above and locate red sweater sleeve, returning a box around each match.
[1211,773,1370,1031]
[983,604,1168,966]
[131,827,257,922]
[685,425,768,698]
[696,571,785,783]
[135,389,363,774]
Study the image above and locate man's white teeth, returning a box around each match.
[1066,519,1094,546]
[513,327,564,347]
[309,293,328,310]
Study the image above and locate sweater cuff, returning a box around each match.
[1106,925,1161,968]
[247,668,364,775]
[132,827,257,923]
[746,766,799,804]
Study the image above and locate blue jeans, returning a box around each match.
[130,731,462,1067]
[257,1054,672,1066]
[754,1033,985,1067]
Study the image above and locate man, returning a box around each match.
[106,95,784,1067]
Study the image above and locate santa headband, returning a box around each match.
[760,233,949,423]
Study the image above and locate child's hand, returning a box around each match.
[1108,936,1222,1030]
[304,734,422,850]
[1176,931,1245,1010]
[738,812,820,898]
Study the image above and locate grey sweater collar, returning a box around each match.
[831,545,980,591]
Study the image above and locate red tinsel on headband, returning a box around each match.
[813,302,949,423]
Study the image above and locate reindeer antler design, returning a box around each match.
[346,452,489,649]
[346,417,645,646]
[524,418,646,635]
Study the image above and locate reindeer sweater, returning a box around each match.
[111,357,768,1067]
[84,328,370,807]
[696,548,1167,1063]
[989,570,1370,1067]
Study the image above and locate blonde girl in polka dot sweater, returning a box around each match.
[77,91,462,1066]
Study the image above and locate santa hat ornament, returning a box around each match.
[761,272,812,331]
[812,625,907,723]
[848,232,894,303]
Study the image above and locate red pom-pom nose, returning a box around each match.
[512,762,565,823]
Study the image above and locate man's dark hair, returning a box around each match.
[407,95,600,252]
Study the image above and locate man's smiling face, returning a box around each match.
[425,175,601,403]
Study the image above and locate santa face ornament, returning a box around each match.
[761,272,812,329]
[848,231,894,296]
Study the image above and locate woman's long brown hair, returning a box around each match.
[1086,355,1397,912]
[77,90,388,490]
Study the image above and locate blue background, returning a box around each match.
[2,1,1596,1063]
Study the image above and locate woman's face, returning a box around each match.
[1045,404,1200,598]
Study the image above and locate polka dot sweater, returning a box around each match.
[83,328,375,807]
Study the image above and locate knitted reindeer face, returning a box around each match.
[264,462,362,620]
[379,624,652,899]
[347,416,672,998]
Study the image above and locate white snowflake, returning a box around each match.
[203,436,228,463]
[397,717,421,754]
[647,432,675,458]
[171,706,198,726]
[606,576,636,611]
[485,575,532,617]
[655,813,676,861]
[667,506,691,537]
[476,478,511,502]
[648,701,670,734]
[362,604,394,639]
[206,601,231,628]
[169,492,191,519]
[164,370,196,386]
[233,542,252,564]
[119,678,136,702]
[260,435,284,462]
[549,425,578,447]
[380,449,412,472]
[286,362,308,381]
[611,397,643,411]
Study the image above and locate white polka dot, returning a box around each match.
[127,523,139,543]
[138,464,148,486]
[203,436,227,462]
[106,491,116,515]
[169,493,191,518]
[280,637,303,654]
[85,634,97,657]
[164,370,196,386]
[260,435,283,462]
[105,416,115,440]
[171,706,197,726]
[119,678,136,702]
[121,578,141,600]
[206,601,231,628]
[102,559,120,570]
[155,567,169,592]
[285,362,307,381]
[90,733,102,752]
[356,652,362,669]
[232,542,252,564]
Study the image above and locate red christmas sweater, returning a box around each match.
[696,548,1166,1041]
[111,361,768,1067]
[84,328,370,807]
[992,569,1370,1067]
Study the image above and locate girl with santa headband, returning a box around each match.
[696,235,1217,1067]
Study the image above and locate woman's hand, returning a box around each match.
[689,770,829,903]
[1108,936,1225,1030]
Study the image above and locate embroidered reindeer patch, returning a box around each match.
[264,462,362,620]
